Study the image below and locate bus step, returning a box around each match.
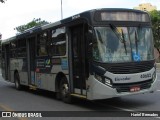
[29,85,37,90]
[70,94,87,99]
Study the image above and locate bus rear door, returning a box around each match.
[27,36,36,86]
[3,44,10,81]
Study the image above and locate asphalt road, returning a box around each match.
[0,71,160,120]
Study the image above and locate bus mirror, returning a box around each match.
[87,41,92,60]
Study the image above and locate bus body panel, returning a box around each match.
[87,71,158,100]
[105,68,155,84]
[10,58,28,84]
[19,71,28,85]
[51,64,69,74]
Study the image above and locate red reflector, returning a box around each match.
[36,68,40,72]
[130,86,140,92]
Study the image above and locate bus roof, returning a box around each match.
[2,8,148,44]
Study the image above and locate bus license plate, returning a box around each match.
[130,86,140,92]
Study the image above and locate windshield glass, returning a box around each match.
[93,26,154,63]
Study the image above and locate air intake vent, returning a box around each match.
[106,61,154,74]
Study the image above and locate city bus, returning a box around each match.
[1,8,158,103]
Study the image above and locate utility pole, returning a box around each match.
[61,0,63,19]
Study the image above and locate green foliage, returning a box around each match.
[0,0,5,3]
[14,18,49,33]
[149,10,160,49]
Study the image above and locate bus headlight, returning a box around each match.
[105,78,112,87]
[152,71,156,81]
[94,74,103,83]
[94,73,112,87]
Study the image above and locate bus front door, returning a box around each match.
[70,24,87,96]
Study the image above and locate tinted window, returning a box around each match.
[50,27,66,56]
[37,32,48,56]
[10,40,18,58]
[17,39,26,57]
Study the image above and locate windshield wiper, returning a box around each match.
[109,24,127,55]
[121,29,127,55]
[135,31,139,54]
[109,24,123,42]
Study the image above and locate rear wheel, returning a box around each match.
[14,72,22,90]
[59,78,72,103]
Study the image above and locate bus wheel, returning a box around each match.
[59,78,72,103]
[14,72,22,90]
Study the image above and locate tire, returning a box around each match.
[14,72,22,90]
[59,78,72,103]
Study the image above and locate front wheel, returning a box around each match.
[14,73,22,90]
[59,78,72,103]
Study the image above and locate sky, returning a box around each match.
[0,0,160,39]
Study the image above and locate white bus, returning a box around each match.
[1,8,158,103]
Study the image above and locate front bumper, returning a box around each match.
[87,74,158,100]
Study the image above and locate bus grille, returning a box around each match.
[107,61,154,74]
[113,79,153,93]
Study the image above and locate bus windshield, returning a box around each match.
[93,26,154,63]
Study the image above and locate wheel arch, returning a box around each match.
[55,72,68,92]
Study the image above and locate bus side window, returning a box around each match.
[50,27,66,56]
[17,39,26,57]
[37,32,48,56]
[10,40,18,58]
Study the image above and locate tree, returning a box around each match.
[14,18,49,33]
[149,10,160,49]
[0,0,6,3]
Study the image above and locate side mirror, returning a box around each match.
[86,33,93,60]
